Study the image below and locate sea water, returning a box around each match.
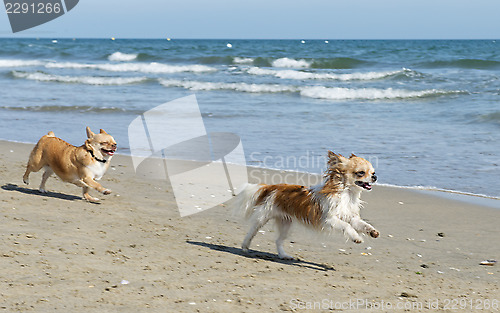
[0,38,499,198]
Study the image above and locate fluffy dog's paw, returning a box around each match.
[370,230,380,238]
[278,253,295,260]
[353,238,363,244]
[102,189,111,195]
[39,188,47,194]
[23,178,29,185]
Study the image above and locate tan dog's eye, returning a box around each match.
[356,171,365,177]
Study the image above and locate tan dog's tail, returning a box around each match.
[47,131,55,137]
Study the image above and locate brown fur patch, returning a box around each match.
[257,184,323,227]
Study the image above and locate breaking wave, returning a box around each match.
[272,57,311,68]
[0,59,43,67]
[159,78,464,100]
[252,57,367,69]
[246,67,411,81]
[12,71,149,85]
[108,52,138,62]
[45,61,217,74]
[300,86,465,100]
[159,79,298,93]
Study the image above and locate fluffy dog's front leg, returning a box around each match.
[351,217,379,238]
[326,217,364,243]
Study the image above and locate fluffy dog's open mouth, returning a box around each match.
[355,181,372,190]
[101,148,115,156]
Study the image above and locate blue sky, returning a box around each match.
[1,0,500,39]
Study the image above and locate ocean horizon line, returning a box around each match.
[0,37,499,41]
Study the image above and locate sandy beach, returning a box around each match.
[0,140,499,312]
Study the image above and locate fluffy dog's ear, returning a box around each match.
[328,151,346,167]
[86,127,95,138]
[99,129,108,134]
[349,153,357,158]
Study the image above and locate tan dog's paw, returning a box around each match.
[84,194,100,203]
[103,189,111,195]
[370,230,380,238]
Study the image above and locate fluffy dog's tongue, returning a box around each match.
[356,181,372,190]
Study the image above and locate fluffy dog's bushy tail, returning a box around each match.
[232,183,262,219]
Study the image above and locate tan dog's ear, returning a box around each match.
[349,153,357,158]
[100,129,108,134]
[86,126,95,138]
[84,139,93,151]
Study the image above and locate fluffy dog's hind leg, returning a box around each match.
[275,217,294,259]
[242,214,271,253]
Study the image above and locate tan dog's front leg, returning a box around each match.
[74,178,111,203]
[82,176,111,195]
[82,186,100,203]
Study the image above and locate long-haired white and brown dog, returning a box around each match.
[235,151,379,259]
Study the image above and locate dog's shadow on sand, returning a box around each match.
[1,183,82,201]
[186,240,335,272]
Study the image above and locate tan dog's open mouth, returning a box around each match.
[101,148,116,156]
[355,181,372,190]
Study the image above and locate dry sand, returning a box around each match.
[0,140,499,312]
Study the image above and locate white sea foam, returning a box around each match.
[159,78,457,100]
[108,51,138,61]
[247,67,403,81]
[45,61,216,73]
[12,71,148,85]
[0,59,44,67]
[159,79,298,93]
[300,86,455,100]
[95,62,217,73]
[45,62,89,69]
[233,57,254,64]
[272,57,311,68]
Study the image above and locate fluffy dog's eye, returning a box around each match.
[356,171,365,177]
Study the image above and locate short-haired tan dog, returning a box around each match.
[23,127,117,203]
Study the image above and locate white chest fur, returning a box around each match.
[327,188,362,222]
[86,161,109,180]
